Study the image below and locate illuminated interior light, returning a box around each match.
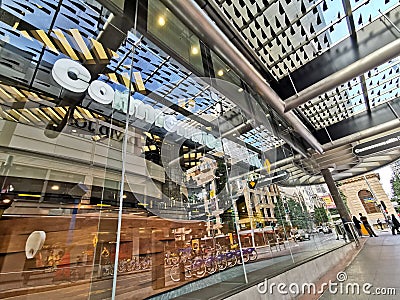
[133,72,146,92]
[53,107,66,117]
[33,30,59,54]
[23,109,42,122]
[46,107,62,120]
[51,185,60,191]
[19,30,33,40]
[191,46,199,55]
[56,106,67,115]
[2,111,18,122]
[142,146,149,152]
[52,29,79,60]
[11,87,26,98]
[29,92,40,99]
[217,69,224,76]
[122,194,127,199]
[106,73,119,84]
[120,73,134,90]
[78,107,94,119]
[10,109,30,123]
[73,109,84,120]
[149,145,157,150]
[90,38,108,61]
[157,16,166,26]
[108,49,119,58]
[18,194,41,197]
[238,88,243,92]
[35,108,51,121]
[69,29,94,61]
[0,87,13,101]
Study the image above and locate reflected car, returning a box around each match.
[294,229,311,241]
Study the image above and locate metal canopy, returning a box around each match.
[195,0,400,184]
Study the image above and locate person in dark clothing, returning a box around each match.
[359,213,378,237]
[391,214,400,235]
[376,218,384,230]
[352,215,362,237]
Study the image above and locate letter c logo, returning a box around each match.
[52,58,91,93]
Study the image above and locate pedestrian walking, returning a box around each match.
[352,215,362,237]
[391,214,400,235]
[359,213,378,237]
[376,218,384,230]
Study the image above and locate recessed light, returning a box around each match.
[158,16,166,26]
[217,69,224,76]
[191,46,199,55]
[51,185,60,191]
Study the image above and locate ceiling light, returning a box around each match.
[191,46,199,55]
[217,69,224,76]
[158,16,166,26]
[51,185,60,191]
[238,88,243,92]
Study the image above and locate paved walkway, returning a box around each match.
[320,231,400,300]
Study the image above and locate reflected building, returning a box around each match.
[0,0,399,299]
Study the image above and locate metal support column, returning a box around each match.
[320,168,350,223]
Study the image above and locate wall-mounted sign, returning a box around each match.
[52,58,264,168]
[353,132,400,157]
[320,194,336,209]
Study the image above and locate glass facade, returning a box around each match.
[0,1,351,299]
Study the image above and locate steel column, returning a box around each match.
[321,168,351,223]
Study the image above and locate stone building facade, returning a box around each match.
[339,173,396,225]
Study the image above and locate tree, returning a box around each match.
[314,206,329,225]
[287,198,310,229]
[391,175,400,202]
[274,196,289,227]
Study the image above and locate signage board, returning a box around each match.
[320,194,336,209]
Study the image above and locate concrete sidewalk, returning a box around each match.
[320,231,400,300]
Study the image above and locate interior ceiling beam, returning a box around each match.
[284,38,400,112]
[161,0,324,154]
